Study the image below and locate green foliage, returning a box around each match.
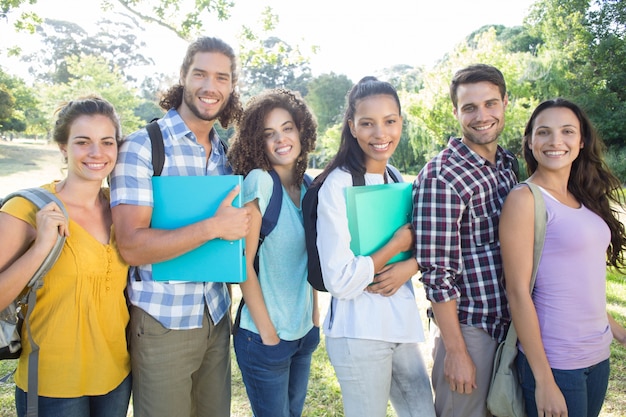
[237,9,314,100]
[525,0,626,148]
[377,64,424,93]
[0,86,14,122]
[134,100,164,123]
[42,54,143,136]
[112,0,234,40]
[1,0,41,33]
[605,147,626,184]
[306,73,352,135]
[314,123,341,167]
[403,28,540,170]
[0,67,42,133]
[23,18,152,85]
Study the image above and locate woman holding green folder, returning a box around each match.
[228,89,320,417]
[313,77,435,417]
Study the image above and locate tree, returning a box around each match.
[22,18,152,84]
[404,28,540,167]
[237,7,315,100]
[525,0,626,147]
[42,54,142,135]
[305,72,352,135]
[0,67,42,134]
[112,0,234,40]
[376,64,424,93]
[1,0,41,33]
[1,0,233,39]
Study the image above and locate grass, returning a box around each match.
[2,275,625,417]
[603,270,626,417]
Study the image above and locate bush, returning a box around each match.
[606,147,626,185]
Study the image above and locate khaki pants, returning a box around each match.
[129,306,232,417]
[431,324,497,417]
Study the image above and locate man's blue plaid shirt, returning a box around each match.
[110,108,231,329]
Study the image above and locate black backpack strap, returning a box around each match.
[503,149,520,180]
[258,170,283,244]
[351,166,401,186]
[303,173,313,188]
[351,172,365,186]
[303,182,325,291]
[234,169,283,335]
[146,120,165,177]
[386,165,402,183]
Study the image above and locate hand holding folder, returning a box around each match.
[150,175,246,283]
[345,182,413,264]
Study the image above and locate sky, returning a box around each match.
[0,0,537,83]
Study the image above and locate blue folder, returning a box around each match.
[345,182,413,264]
[151,175,246,283]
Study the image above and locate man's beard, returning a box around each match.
[183,89,226,122]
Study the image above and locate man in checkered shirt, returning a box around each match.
[412,64,518,417]
[110,37,251,417]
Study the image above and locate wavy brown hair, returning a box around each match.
[53,94,122,146]
[159,36,243,128]
[228,89,317,185]
[523,98,626,270]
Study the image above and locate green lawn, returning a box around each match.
[1,274,625,417]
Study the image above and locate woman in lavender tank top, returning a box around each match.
[500,98,626,417]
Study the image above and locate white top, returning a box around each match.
[317,168,426,343]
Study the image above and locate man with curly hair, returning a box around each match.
[110,36,251,417]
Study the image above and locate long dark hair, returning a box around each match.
[159,36,243,128]
[315,76,401,184]
[523,98,626,270]
[228,89,317,185]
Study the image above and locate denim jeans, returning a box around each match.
[234,326,320,417]
[517,351,610,417]
[15,373,131,417]
[325,337,435,417]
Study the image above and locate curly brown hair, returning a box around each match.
[228,89,317,185]
[159,36,243,128]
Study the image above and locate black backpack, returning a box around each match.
[302,166,401,292]
[232,170,313,333]
[146,119,230,177]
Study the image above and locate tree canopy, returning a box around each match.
[1,0,626,180]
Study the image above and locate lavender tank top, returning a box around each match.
[520,187,612,370]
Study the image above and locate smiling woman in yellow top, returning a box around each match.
[0,96,131,417]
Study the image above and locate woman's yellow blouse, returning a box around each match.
[1,183,130,397]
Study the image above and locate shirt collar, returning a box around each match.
[447,137,512,170]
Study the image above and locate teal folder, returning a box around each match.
[151,175,246,283]
[345,182,413,264]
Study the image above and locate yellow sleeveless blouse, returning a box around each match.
[1,182,130,397]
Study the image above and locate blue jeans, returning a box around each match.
[15,373,131,417]
[517,351,610,417]
[326,337,435,417]
[234,326,320,417]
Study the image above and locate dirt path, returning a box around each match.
[0,140,64,197]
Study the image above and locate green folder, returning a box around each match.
[151,175,246,283]
[345,182,413,264]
